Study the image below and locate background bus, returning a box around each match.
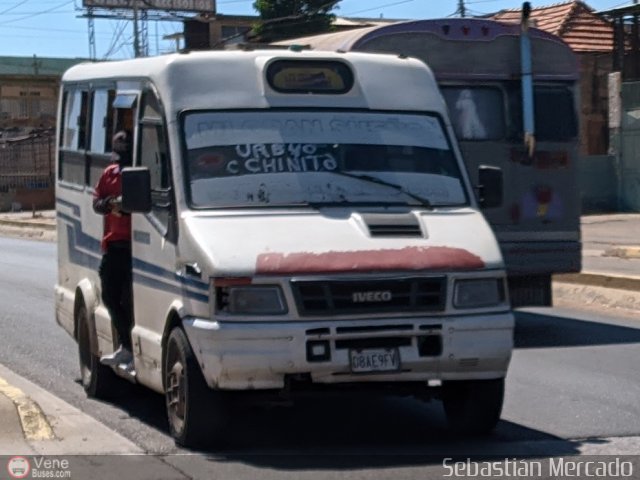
[278,18,581,307]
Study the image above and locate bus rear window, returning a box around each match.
[508,85,577,142]
[266,60,354,94]
[441,87,505,141]
[533,87,577,141]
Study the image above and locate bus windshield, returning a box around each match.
[182,110,468,209]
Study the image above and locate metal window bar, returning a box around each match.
[0,134,55,189]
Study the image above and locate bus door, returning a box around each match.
[129,87,178,384]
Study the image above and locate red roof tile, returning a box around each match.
[491,1,614,52]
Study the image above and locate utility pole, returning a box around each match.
[133,0,141,57]
[81,2,201,59]
[140,10,149,57]
[87,8,96,60]
[458,0,466,17]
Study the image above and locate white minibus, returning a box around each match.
[55,48,514,447]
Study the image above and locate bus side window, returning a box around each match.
[112,93,137,134]
[61,90,87,149]
[139,89,174,240]
[90,89,115,154]
[88,88,116,187]
[59,89,89,185]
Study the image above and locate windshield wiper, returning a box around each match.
[328,171,433,209]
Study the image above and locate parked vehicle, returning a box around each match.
[278,15,582,306]
[55,49,514,447]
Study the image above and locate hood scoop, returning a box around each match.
[361,213,425,238]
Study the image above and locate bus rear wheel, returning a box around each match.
[442,378,504,436]
[164,327,228,449]
[77,304,117,398]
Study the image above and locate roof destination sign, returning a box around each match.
[82,0,215,13]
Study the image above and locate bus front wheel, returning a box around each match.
[77,304,117,398]
[442,378,504,435]
[164,327,228,449]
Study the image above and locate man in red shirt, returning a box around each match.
[94,130,134,368]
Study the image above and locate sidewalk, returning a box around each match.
[553,213,640,313]
[0,363,143,456]
[0,209,56,242]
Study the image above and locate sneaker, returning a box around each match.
[100,346,132,366]
[117,360,136,376]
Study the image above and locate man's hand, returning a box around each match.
[109,196,123,217]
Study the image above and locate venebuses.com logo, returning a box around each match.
[6,456,30,479]
[6,456,71,478]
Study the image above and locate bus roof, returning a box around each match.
[61,49,449,116]
[276,19,579,81]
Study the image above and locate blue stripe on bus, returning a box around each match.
[56,197,81,217]
[133,272,209,304]
[57,207,209,303]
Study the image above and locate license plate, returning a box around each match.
[349,348,401,373]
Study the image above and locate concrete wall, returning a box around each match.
[579,155,618,213]
[620,81,640,211]
[0,187,54,212]
[579,53,612,156]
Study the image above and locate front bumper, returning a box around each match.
[183,313,514,390]
[500,240,581,275]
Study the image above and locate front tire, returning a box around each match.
[77,304,117,398]
[442,378,504,436]
[164,327,228,449]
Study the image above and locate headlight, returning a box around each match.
[216,285,287,315]
[454,278,504,309]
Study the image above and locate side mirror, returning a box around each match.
[478,165,503,209]
[122,167,151,213]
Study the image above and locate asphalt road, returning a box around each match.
[2,236,640,479]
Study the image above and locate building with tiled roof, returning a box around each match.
[491,1,614,53]
[492,1,614,155]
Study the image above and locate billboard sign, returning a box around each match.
[82,0,215,13]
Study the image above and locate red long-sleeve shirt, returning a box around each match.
[93,163,131,252]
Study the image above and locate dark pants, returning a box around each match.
[99,242,133,351]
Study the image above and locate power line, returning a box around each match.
[466,0,504,4]
[0,0,73,26]
[0,0,28,15]
[466,8,490,17]
[0,10,74,14]
[103,19,129,58]
[1,23,113,35]
[345,0,414,17]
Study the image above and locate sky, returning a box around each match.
[0,0,634,59]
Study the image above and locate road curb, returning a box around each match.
[0,376,55,442]
[553,274,640,314]
[0,219,55,230]
[554,273,640,292]
[0,363,143,455]
[604,246,640,259]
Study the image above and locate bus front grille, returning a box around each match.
[291,277,446,316]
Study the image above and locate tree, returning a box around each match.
[252,0,341,43]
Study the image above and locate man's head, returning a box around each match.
[113,130,132,166]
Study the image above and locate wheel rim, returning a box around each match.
[166,344,186,435]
